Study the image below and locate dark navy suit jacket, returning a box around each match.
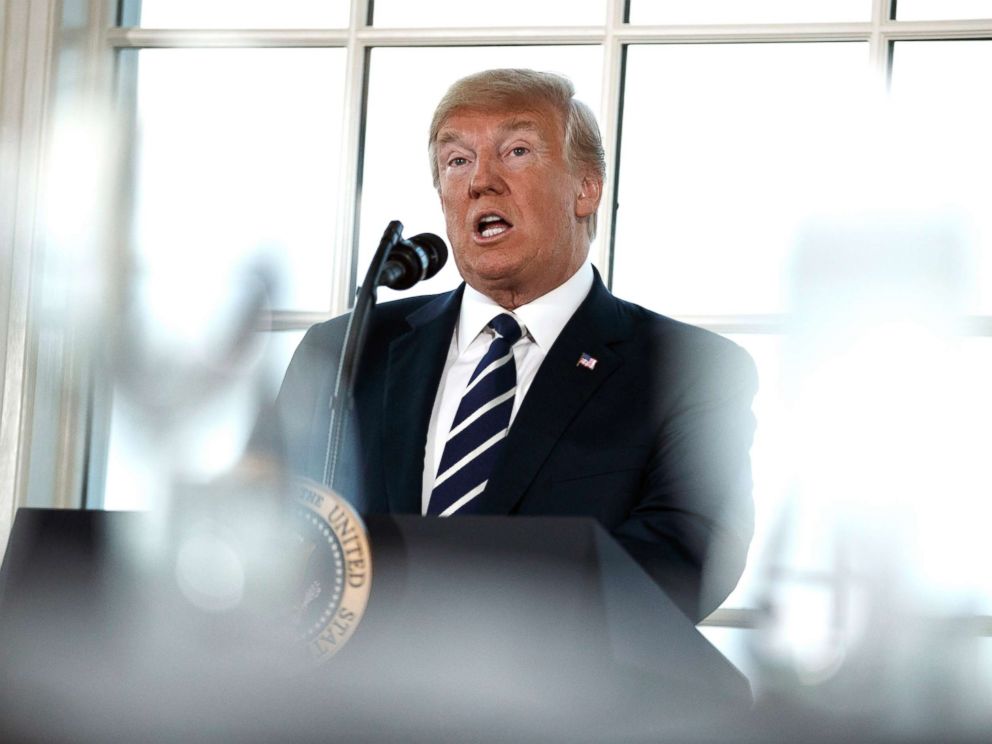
[265,271,758,620]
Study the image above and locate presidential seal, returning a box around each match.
[290,479,372,661]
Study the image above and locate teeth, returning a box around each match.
[477,214,508,238]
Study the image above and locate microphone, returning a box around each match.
[378,232,448,290]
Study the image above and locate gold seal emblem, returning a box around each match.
[291,479,372,661]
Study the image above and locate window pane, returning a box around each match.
[628,0,870,24]
[372,0,606,28]
[895,0,992,20]
[890,41,992,313]
[613,42,868,316]
[121,0,349,28]
[358,46,604,302]
[126,48,346,312]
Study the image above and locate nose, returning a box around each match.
[468,154,506,197]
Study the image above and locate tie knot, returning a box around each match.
[488,313,522,346]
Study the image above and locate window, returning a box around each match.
[122,47,348,312]
[90,1,992,655]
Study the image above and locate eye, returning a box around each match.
[448,156,468,167]
[510,146,529,157]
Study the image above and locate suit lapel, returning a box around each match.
[382,288,463,514]
[477,273,633,515]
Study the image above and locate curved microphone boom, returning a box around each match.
[378,232,448,290]
[323,222,447,492]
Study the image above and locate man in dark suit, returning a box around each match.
[266,69,757,621]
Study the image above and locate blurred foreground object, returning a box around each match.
[749,210,992,739]
[0,508,750,743]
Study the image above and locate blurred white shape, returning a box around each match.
[751,209,992,733]
[102,48,347,509]
[719,334,791,610]
[175,528,247,612]
[41,106,119,339]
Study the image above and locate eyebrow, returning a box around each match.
[435,130,467,149]
[435,117,544,149]
[499,118,542,136]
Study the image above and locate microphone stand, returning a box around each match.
[322,220,405,491]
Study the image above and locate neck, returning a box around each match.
[478,259,587,311]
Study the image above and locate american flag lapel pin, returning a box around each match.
[576,352,598,370]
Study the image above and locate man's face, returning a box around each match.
[434,104,601,308]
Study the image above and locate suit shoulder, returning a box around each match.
[615,296,746,355]
[298,292,449,350]
[610,295,757,385]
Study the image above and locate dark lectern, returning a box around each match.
[0,508,749,743]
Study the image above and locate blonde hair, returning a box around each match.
[428,69,605,240]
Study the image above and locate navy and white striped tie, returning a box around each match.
[428,313,522,516]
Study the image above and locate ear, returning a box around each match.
[575,173,603,219]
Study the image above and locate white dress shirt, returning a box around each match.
[421,262,594,514]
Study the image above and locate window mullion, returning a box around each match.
[596,0,626,286]
[332,0,373,315]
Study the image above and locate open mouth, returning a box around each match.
[476,213,513,239]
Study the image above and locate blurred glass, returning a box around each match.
[124,48,347,312]
[717,248,992,620]
[954,336,992,615]
[628,0,870,24]
[613,42,869,316]
[895,1,992,20]
[742,211,992,730]
[719,334,789,610]
[121,0,349,28]
[103,46,346,509]
[890,40,992,313]
[699,625,761,691]
[358,46,604,302]
[103,329,305,511]
[372,0,606,27]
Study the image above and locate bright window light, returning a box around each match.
[127,48,347,311]
[613,42,869,316]
[895,1,992,20]
[126,0,349,28]
[628,0,870,24]
[890,40,992,313]
[372,0,606,27]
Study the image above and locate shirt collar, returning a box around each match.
[456,262,594,353]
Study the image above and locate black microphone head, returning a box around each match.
[378,232,449,290]
[407,233,448,280]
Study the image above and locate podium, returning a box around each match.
[1,508,749,742]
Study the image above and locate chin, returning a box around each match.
[471,262,526,287]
